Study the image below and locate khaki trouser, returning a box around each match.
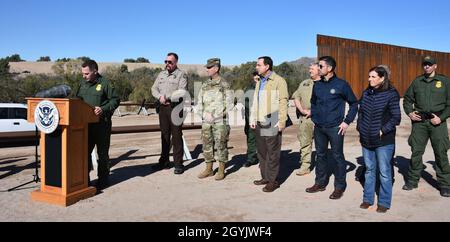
[297,117,314,172]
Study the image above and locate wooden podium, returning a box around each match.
[27,98,98,206]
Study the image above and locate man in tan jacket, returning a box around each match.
[250,56,289,192]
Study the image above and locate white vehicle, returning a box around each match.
[0,103,36,133]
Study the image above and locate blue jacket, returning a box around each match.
[311,75,358,128]
[357,87,401,148]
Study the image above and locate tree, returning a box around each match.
[274,62,294,77]
[51,59,83,90]
[0,58,10,76]
[124,58,136,63]
[7,54,24,62]
[274,62,309,96]
[102,66,133,101]
[77,56,91,62]
[120,64,129,73]
[55,58,71,62]
[127,67,162,103]
[222,61,257,91]
[136,57,150,63]
[37,56,51,62]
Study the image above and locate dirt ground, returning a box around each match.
[1,104,449,222]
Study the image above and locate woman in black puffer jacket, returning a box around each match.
[357,66,401,213]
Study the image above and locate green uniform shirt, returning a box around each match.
[76,75,120,121]
[403,74,450,121]
[244,82,256,122]
[292,78,315,110]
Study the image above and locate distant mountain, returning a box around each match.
[288,57,316,66]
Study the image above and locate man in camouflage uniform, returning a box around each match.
[292,62,321,176]
[197,58,233,181]
[403,56,450,197]
[76,59,120,190]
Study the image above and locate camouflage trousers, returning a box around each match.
[202,123,230,163]
[297,117,314,172]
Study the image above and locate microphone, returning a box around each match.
[35,84,72,98]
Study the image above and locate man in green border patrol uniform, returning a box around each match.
[403,56,450,197]
[196,58,233,181]
[243,72,260,167]
[292,62,321,176]
[76,59,120,190]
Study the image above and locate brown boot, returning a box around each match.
[198,162,214,179]
[263,181,280,192]
[215,162,226,181]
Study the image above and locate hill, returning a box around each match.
[8,62,235,77]
[288,57,316,66]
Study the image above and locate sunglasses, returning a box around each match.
[164,60,173,65]
[319,64,326,69]
[422,62,434,67]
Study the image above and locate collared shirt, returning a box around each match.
[258,71,272,102]
[151,68,188,101]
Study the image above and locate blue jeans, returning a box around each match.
[314,126,347,190]
[362,144,394,208]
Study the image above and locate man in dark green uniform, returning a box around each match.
[76,60,120,190]
[403,56,450,197]
[243,72,260,167]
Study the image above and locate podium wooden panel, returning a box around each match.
[27,98,99,206]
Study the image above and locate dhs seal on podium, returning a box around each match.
[34,100,59,134]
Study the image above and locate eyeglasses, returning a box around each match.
[164,60,173,65]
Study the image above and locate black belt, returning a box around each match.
[257,122,273,128]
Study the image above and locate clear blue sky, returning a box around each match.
[1,0,449,65]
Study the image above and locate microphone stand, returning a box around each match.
[7,126,41,192]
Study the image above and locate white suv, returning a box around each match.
[0,103,36,132]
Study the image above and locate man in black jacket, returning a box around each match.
[305,56,358,200]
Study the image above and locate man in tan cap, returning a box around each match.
[196,58,233,181]
[403,55,450,197]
